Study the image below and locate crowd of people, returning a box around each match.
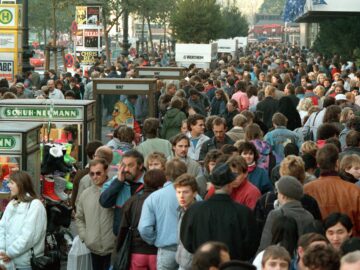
[0,43,360,270]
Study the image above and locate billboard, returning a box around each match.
[76,6,100,26]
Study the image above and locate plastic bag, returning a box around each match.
[0,259,15,270]
[66,236,92,270]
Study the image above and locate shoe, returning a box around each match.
[53,176,68,201]
[43,176,61,202]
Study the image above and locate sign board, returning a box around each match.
[64,54,74,68]
[0,106,84,121]
[135,67,187,79]
[234,37,248,48]
[76,6,101,26]
[215,39,239,55]
[76,50,98,65]
[0,133,21,152]
[0,32,15,49]
[0,4,21,29]
[0,52,14,81]
[175,43,218,63]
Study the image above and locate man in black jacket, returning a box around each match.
[199,117,234,161]
[180,163,259,261]
[256,85,279,129]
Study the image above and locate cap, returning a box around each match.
[335,94,347,101]
[275,176,303,200]
[219,260,256,270]
[15,82,24,88]
[210,163,237,187]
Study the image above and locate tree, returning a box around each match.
[170,0,223,43]
[312,17,360,59]
[220,6,249,38]
[259,0,285,15]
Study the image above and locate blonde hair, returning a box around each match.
[279,155,305,184]
[264,85,276,97]
[146,151,167,169]
[314,85,325,97]
[301,141,318,156]
[340,154,360,171]
[298,98,313,112]
[340,107,353,124]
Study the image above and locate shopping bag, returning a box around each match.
[66,236,92,270]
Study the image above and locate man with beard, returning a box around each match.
[100,150,145,235]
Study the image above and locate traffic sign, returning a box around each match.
[64,54,74,68]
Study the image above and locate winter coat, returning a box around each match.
[256,96,279,129]
[0,199,47,269]
[76,184,116,255]
[161,108,187,140]
[251,139,274,171]
[210,98,226,116]
[221,110,239,130]
[186,133,210,161]
[199,135,235,161]
[248,166,273,194]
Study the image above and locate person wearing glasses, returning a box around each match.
[75,158,116,270]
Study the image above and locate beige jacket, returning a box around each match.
[75,184,116,255]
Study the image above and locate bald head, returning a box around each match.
[94,146,113,164]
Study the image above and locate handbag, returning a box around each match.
[113,198,140,270]
[28,200,61,270]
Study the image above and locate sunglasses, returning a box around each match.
[90,171,103,177]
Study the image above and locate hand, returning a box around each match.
[117,163,125,182]
[0,252,11,263]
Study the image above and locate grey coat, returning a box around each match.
[258,200,314,252]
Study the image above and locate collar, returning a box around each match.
[319,171,338,177]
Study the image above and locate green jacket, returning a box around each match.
[161,108,187,140]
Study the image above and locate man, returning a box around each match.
[324,213,353,251]
[264,113,302,164]
[226,114,247,142]
[186,114,209,161]
[304,144,360,236]
[171,134,206,197]
[303,245,340,270]
[180,163,259,261]
[191,242,230,270]
[136,118,173,162]
[47,79,64,100]
[174,174,198,270]
[258,176,314,252]
[256,85,279,129]
[15,82,33,98]
[76,159,116,270]
[188,89,209,117]
[284,83,300,108]
[339,130,360,160]
[261,246,291,270]
[100,150,145,235]
[84,71,100,100]
[231,81,249,111]
[138,158,188,270]
[75,146,113,207]
[199,117,234,161]
[341,251,360,270]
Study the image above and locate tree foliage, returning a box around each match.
[220,6,249,38]
[312,17,360,59]
[259,0,285,14]
[170,0,222,43]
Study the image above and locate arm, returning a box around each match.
[241,207,260,260]
[257,210,276,252]
[0,203,10,252]
[75,194,86,241]
[138,197,156,245]
[198,140,209,161]
[7,200,46,259]
[99,178,124,208]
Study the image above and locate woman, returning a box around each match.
[117,169,167,270]
[297,98,313,124]
[278,96,302,131]
[0,171,47,270]
[323,104,343,131]
[340,107,355,126]
[210,89,228,116]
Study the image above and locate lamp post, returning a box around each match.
[21,0,33,74]
[122,1,129,57]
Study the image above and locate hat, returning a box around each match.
[219,260,256,270]
[335,94,347,101]
[15,82,24,88]
[275,176,303,200]
[210,163,237,187]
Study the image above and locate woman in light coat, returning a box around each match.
[0,171,47,270]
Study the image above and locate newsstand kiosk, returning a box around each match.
[134,67,187,80]
[0,122,42,214]
[0,99,96,166]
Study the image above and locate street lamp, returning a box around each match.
[122,0,129,57]
[20,0,33,74]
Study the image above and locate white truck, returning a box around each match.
[175,43,218,69]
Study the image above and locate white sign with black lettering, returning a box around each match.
[96,83,150,91]
[0,60,14,81]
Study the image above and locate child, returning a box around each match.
[261,245,291,270]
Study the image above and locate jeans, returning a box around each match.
[130,253,157,270]
[157,247,178,270]
[91,253,111,270]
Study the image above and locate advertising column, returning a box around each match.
[0,4,22,83]
[75,5,102,75]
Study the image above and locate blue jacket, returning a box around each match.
[264,126,302,164]
[248,166,273,194]
[100,174,144,235]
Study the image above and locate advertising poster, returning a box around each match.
[84,29,99,48]
[75,30,83,46]
[86,6,100,25]
[76,51,98,65]
[76,6,86,25]
[0,52,15,81]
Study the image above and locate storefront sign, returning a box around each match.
[0,60,13,81]
[76,51,98,65]
[0,107,84,121]
[96,83,150,91]
[0,134,21,152]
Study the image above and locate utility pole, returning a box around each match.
[122,0,129,57]
[21,0,33,74]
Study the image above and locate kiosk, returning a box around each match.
[175,43,218,69]
[93,78,157,142]
[135,67,187,80]
[0,123,42,212]
[0,100,96,166]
